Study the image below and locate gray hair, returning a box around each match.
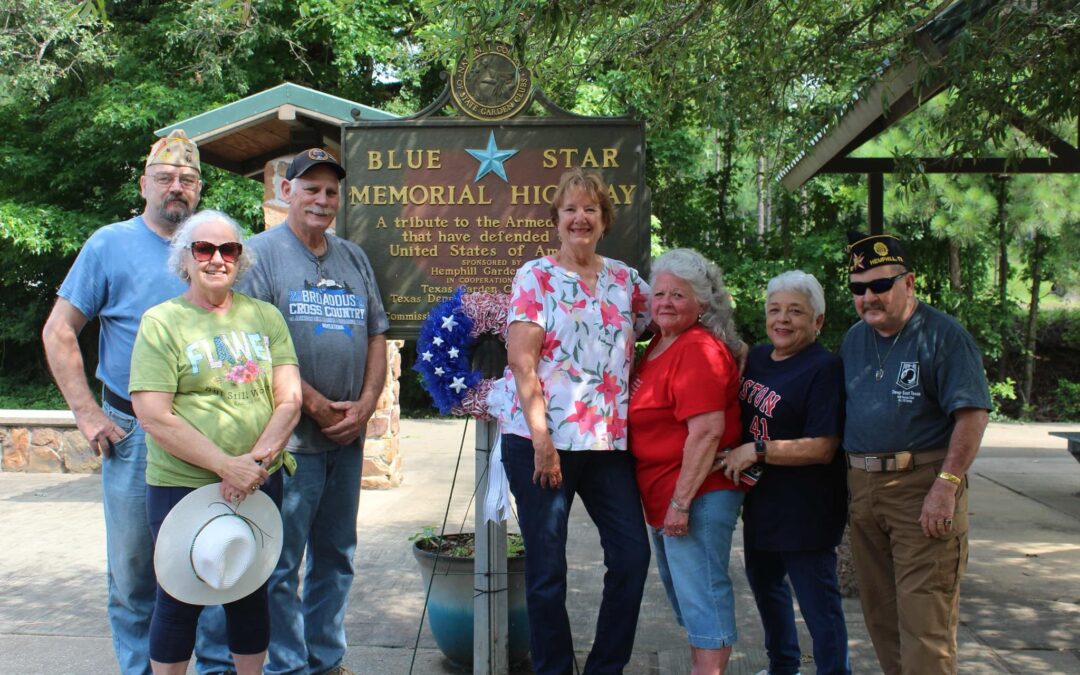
[766,270,825,320]
[167,209,253,282]
[650,248,740,352]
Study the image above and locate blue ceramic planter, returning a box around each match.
[413,538,530,668]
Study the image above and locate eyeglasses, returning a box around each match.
[148,172,200,189]
[849,271,910,296]
[190,241,243,263]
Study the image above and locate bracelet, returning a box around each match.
[937,471,962,485]
[754,439,767,460]
[670,498,690,514]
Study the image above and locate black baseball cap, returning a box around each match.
[286,148,346,180]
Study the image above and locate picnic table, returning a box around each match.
[1049,431,1080,464]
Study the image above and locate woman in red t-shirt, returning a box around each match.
[628,248,744,674]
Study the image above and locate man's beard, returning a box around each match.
[158,197,191,226]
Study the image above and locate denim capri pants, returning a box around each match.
[650,488,744,649]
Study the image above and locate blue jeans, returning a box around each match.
[101,401,156,675]
[259,445,364,675]
[501,434,651,675]
[744,547,850,675]
[650,489,743,650]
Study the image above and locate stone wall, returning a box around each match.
[0,340,405,489]
[0,411,98,473]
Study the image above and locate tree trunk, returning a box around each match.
[715,120,736,235]
[1021,232,1043,416]
[995,176,1010,380]
[756,152,766,237]
[948,239,962,292]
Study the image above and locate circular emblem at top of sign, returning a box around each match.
[451,42,533,121]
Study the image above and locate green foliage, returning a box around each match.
[1054,379,1080,422]
[0,373,67,410]
[411,527,525,559]
[988,378,1018,422]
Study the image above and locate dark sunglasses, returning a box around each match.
[849,271,909,296]
[190,241,243,263]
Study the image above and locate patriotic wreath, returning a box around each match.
[413,288,510,419]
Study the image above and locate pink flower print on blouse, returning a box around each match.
[596,371,621,406]
[557,298,587,316]
[607,412,627,441]
[531,266,555,294]
[565,400,603,436]
[631,284,648,314]
[225,358,263,384]
[540,331,562,360]
[600,301,623,329]
[611,267,630,285]
[511,287,543,321]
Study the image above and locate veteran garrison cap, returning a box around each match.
[146,129,200,171]
[286,148,346,180]
[847,230,910,273]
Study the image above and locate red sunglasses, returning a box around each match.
[190,241,243,263]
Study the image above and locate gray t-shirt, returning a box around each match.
[237,225,389,453]
[841,302,991,454]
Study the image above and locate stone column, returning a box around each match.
[362,339,403,489]
[262,156,290,230]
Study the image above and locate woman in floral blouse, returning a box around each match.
[499,167,652,675]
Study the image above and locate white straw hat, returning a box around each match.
[154,483,283,606]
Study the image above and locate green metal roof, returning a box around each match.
[156,82,395,138]
[154,82,398,179]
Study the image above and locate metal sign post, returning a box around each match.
[473,336,508,674]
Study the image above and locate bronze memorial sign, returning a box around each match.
[340,49,648,339]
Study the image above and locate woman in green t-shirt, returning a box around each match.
[131,209,301,675]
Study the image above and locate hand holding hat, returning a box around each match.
[154,483,283,606]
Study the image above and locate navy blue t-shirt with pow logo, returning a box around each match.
[840,302,991,455]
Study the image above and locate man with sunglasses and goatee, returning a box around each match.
[223,148,387,675]
[42,130,203,674]
[840,231,990,675]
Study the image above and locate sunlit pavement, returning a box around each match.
[1,420,1078,674]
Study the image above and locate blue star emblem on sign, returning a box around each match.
[466,131,518,182]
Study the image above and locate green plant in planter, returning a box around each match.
[410,527,525,558]
[411,527,531,667]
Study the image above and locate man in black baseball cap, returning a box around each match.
[285,147,346,180]
[219,146,386,675]
[839,229,990,674]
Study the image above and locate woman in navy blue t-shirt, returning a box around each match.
[717,270,850,675]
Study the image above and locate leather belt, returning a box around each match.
[102,386,135,417]
[847,448,948,472]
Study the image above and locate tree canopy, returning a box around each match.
[1,0,1078,417]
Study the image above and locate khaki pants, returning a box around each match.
[848,461,968,675]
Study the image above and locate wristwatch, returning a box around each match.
[754,439,767,461]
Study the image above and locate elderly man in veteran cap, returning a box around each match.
[42,130,204,674]
[227,148,388,675]
[840,231,991,674]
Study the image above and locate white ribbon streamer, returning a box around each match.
[483,432,513,524]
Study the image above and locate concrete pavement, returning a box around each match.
[1,420,1078,674]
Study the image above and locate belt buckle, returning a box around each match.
[861,456,884,472]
